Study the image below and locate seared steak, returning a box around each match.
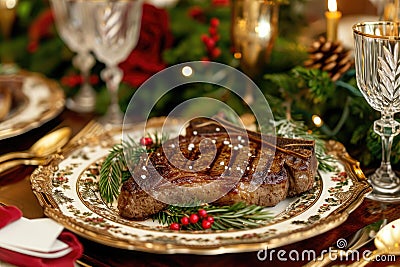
[118,118,317,220]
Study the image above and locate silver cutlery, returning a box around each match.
[348,218,400,267]
[304,219,387,267]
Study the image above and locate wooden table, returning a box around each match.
[0,109,399,267]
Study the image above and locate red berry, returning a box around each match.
[188,6,204,19]
[89,75,99,85]
[189,214,199,224]
[210,18,220,28]
[210,47,221,59]
[206,216,214,223]
[140,137,153,146]
[198,209,207,218]
[169,223,180,230]
[181,216,190,225]
[205,38,216,50]
[201,34,209,43]
[202,219,212,229]
[211,34,220,42]
[209,26,218,37]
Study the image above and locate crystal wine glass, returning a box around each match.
[50,0,97,113]
[85,0,142,125]
[353,21,400,202]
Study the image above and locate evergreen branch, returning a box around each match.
[264,72,300,94]
[152,202,273,230]
[293,66,335,103]
[99,133,168,204]
[99,139,140,204]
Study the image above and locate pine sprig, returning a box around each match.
[99,138,143,203]
[99,133,168,204]
[274,119,338,172]
[152,202,273,230]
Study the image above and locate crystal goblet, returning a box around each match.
[50,0,97,113]
[353,21,400,202]
[85,0,142,125]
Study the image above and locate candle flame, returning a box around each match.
[0,0,17,9]
[256,20,271,39]
[328,0,337,12]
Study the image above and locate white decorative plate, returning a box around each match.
[31,124,371,255]
[0,71,65,140]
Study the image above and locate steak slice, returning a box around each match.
[118,178,168,220]
[186,118,317,197]
[117,118,317,220]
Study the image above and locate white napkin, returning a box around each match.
[0,217,71,258]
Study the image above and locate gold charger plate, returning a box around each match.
[30,124,371,255]
[0,71,65,140]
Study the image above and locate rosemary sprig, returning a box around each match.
[274,119,338,172]
[99,132,168,203]
[152,202,273,230]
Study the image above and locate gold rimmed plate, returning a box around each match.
[30,124,371,255]
[0,71,65,140]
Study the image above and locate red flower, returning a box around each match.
[27,8,55,53]
[119,3,173,88]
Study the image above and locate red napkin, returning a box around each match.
[0,206,22,228]
[0,205,83,267]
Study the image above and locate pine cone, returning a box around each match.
[304,36,352,81]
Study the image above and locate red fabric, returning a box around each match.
[0,206,22,228]
[0,206,83,267]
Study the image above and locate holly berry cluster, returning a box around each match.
[201,18,221,60]
[139,136,153,147]
[169,209,215,231]
[60,74,99,88]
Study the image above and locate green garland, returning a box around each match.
[3,0,396,170]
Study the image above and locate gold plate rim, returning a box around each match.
[30,125,372,255]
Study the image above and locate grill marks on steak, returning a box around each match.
[117,118,317,220]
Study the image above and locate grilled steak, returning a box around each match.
[118,118,317,220]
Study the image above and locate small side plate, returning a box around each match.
[0,71,65,140]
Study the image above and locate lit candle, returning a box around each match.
[325,0,342,42]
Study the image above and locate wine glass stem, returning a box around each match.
[101,66,124,124]
[72,51,96,100]
[372,116,400,186]
[381,134,394,165]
